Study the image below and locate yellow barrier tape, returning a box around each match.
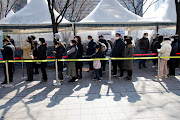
[1,56,180,63]
[8,59,56,63]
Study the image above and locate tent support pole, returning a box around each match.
[72,22,76,36]
[156,25,159,34]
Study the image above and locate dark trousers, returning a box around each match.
[139,50,148,67]
[4,62,13,83]
[40,63,47,80]
[101,61,106,71]
[112,60,122,74]
[168,60,176,76]
[95,69,100,79]
[76,67,82,78]
[120,69,132,78]
[33,62,39,73]
[58,61,63,80]
[153,55,158,66]
[26,62,33,80]
[89,61,94,70]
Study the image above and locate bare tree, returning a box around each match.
[47,0,77,42]
[175,0,180,35]
[119,0,159,16]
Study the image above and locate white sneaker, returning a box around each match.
[152,65,156,68]
[53,82,62,86]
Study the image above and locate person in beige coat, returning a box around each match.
[21,36,34,81]
[157,37,172,78]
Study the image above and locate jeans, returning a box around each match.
[139,50,148,67]
[95,69,100,79]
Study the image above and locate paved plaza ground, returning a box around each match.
[0,62,180,120]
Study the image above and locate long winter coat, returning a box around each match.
[67,45,78,77]
[123,44,134,70]
[1,43,15,60]
[21,41,34,60]
[111,38,125,57]
[76,42,84,68]
[158,41,172,60]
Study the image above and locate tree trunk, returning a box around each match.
[175,0,180,35]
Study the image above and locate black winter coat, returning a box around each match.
[87,40,96,55]
[1,43,15,60]
[37,44,47,60]
[33,41,38,57]
[55,45,65,59]
[139,37,150,51]
[76,43,84,68]
[111,38,125,57]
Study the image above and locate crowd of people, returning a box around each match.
[0,33,180,85]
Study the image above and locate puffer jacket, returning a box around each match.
[21,41,34,60]
[158,41,172,60]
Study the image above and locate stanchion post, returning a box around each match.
[53,59,61,86]
[3,60,12,87]
[106,57,114,84]
[21,61,27,80]
[153,54,162,82]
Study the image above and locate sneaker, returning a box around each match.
[93,77,97,81]
[97,78,101,81]
[125,77,132,81]
[53,82,61,86]
[68,80,75,82]
[0,82,7,85]
[152,65,156,68]
[139,66,141,69]
[167,74,175,77]
[40,80,47,83]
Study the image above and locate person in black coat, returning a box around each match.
[168,36,179,77]
[75,36,84,79]
[37,38,48,83]
[0,39,15,84]
[53,41,65,82]
[86,35,96,71]
[150,36,159,67]
[111,33,125,76]
[138,33,150,69]
[6,35,15,72]
[99,35,108,74]
[31,35,39,74]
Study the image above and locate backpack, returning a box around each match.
[99,42,107,52]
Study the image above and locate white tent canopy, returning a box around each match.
[0,0,69,25]
[6,9,14,18]
[144,0,176,22]
[79,0,145,23]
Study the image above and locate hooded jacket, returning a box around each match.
[158,41,172,60]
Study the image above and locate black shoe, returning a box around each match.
[139,66,141,69]
[40,80,47,83]
[1,82,7,85]
[97,78,101,81]
[34,72,39,74]
[68,79,75,82]
[26,79,33,82]
[143,66,147,68]
[125,77,132,81]
[93,77,97,81]
[111,73,117,76]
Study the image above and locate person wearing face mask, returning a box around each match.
[67,40,78,82]
[53,41,65,85]
[31,35,39,75]
[86,35,96,72]
[157,37,172,79]
[120,37,135,81]
[98,35,108,75]
[75,36,84,79]
[0,39,15,85]
[138,33,150,69]
[37,38,48,83]
[21,36,35,82]
[111,33,125,76]
[167,36,178,77]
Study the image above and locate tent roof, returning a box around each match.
[144,0,176,22]
[0,0,70,25]
[6,9,14,18]
[79,0,145,23]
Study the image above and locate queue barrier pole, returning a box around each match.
[153,54,162,82]
[3,60,13,87]
[21,62,27,80]
[106,57,114,84]
[53,59,61,86]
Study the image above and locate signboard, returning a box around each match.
[98,31,112,40]
[115,28,125,37]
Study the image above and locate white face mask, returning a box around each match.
[124,41,127,44]
[38,41,41,45]
[171,38,174,42]
[115,37,119,39]
[55,46,58,48]
[70,43,73,46]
